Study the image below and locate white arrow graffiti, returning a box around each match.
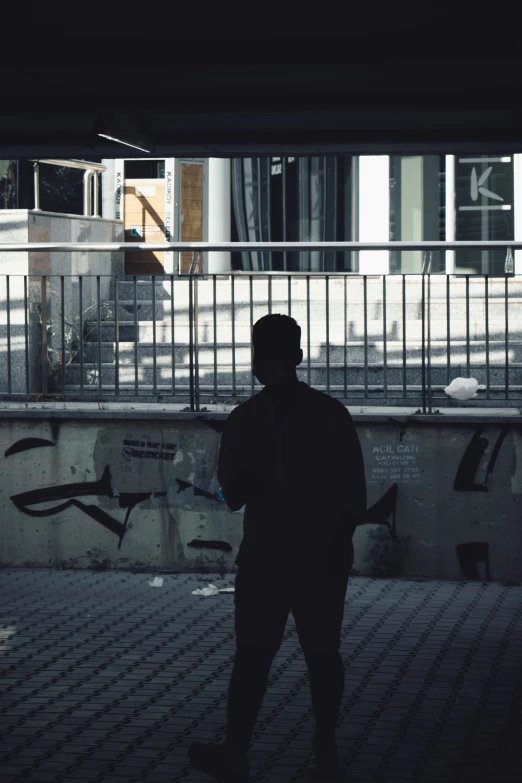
[471,166,503,202]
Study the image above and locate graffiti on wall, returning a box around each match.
[364,422,521,580]
[453,425,509,492]
[5,432,228,551]
[453,424,514,580]
[3,421,520,579]
[5,425,400,557]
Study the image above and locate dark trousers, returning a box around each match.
[226,562,352,753]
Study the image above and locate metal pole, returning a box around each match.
[41,277,48,394]
[24,276,29,394]
[188,254,195,411]
[33,163,40,211]
[194,256,200,411]
[93,172,100,217]
[3,241,522,253]
[445,155,456,274]
[83,170,93,217]
[421,275,426,414]
[79,276,84,396]
[6,276,11,395]
[115,277,120,396]
[427,273,432,414]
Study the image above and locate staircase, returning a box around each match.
[64,275,522,406]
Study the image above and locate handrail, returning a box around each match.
[31,159,107,172]
[0,241,522,253]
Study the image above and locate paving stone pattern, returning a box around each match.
[1,568,521,783]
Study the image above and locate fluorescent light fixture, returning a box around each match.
[98,133,153,154]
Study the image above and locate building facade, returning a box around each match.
[2,154,520,276]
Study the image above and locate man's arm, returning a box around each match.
[328,404,367,524]
[217,410,250,511]
[342,407,367,522]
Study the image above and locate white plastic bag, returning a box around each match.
[191,583,219,596]
[148,577,164,587]
[444,377,485,401]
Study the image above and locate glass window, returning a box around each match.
[231,156,356,272]
[125,160,165,179]
[455,155,514,274]
[389,155,446,274]
[0,160,17,209]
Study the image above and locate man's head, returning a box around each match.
[252,314,303,386]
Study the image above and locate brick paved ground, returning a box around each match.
[1,568,521,783]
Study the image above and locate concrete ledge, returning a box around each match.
[0,401,520,424]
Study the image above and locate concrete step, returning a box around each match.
[65,362,521,388]
[80,339,522,365]
[96,297,522,323]
[110,277,522,303]
[83,319,522,343]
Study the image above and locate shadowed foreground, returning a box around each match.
[0,568,521,783]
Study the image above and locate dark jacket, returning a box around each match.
[217,381,367,574]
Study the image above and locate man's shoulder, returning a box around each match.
[224,391,266,423]
[302,384,352,419]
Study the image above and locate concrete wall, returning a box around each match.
[0,411,520,582]
[0,210,124,393]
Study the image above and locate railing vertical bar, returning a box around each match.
[41,276,48,395]
[250,274,254,397]
[97,275,102,399]
[344,275,347,399]
[24,276,29,395]
[115,276,120,396]
[133,276,138,396]
[213,275,218,398]
[505,275,509,400]
[465,275,470,377]
[6,276,11,395]
[427,272,432,414]
[188,263,195,411]
[485,275,490,400]
[257,159,264,270]
[306,275,311,386]
[79,276,83,396]
[152,275,157,395]
[421,274,426,414]
[231,274,236,397]
[60,275,65,392]
[446,274,451,386]
[268,275,272,314]
[363,276,368,397]
[282,157,287,272]
[402,275,407,399]
[325,276,330,395]
[288,274,292,318]
[194,257,200,411]
[171,275,175,396]
[382,275,387,401]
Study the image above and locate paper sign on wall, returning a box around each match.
[135,185,156,198]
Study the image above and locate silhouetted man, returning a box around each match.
[189,314,367,782]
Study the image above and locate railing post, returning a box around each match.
[421,273,426,414]
[33,162,41,211]
[194,253,200,411]
[427,272,432,414]
[41,276,48,394]
[188,252,196,412]
[6,276,12,395]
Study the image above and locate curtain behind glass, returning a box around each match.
[232,156,345,272]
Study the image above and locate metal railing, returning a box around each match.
[0,241,521,413]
